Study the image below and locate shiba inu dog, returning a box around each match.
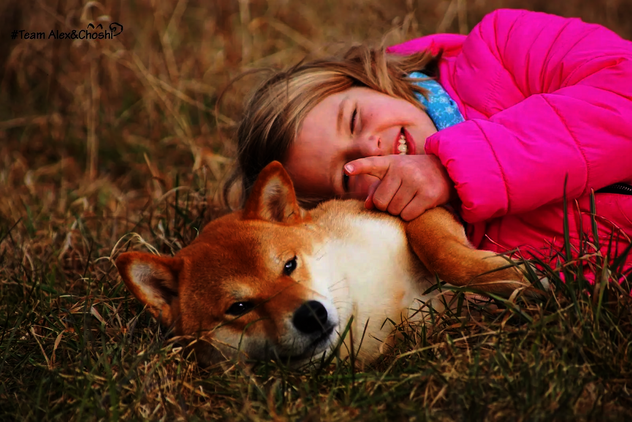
[116,161,541,367]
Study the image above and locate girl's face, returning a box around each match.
[284,87,437,200]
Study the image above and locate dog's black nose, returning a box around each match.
[293,301,328,334]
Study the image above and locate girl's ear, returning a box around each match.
[116,252,183,327]
[242,161,310,224]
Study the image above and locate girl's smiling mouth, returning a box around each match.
[394,128,416,155]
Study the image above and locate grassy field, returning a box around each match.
[2,0,632,420]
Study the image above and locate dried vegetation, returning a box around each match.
[1,0,632,420]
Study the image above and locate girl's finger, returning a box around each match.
[386,186,415,217]
[371,176,401,211]
[364,180,380,210]
[400,196,431,222]
[345,156,391,180]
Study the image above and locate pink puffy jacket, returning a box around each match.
[389,9,632,272]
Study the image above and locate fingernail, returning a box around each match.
[344,163,354,173]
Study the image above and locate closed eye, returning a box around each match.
[350,107,357,134]
[342,172,350,193]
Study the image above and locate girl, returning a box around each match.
[226,9,632,272]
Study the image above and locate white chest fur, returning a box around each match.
[304,204,438,361]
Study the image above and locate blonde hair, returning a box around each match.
[224,45,440,207]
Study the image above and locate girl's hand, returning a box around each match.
[344,155,456,221]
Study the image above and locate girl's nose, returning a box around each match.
[356,135,383,157]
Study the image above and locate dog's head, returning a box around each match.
[116,162,348,366]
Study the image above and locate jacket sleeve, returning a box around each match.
[387,33,466,57]
[424,9,632,224]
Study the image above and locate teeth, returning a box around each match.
[397,135,408,155]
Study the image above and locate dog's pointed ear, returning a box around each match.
[243,161,310,224]
[116,252,183,327]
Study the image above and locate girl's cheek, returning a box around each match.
[350,174,380,199]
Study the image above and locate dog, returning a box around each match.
[116,161,542,367]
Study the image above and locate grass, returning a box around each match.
[2,0,632,420]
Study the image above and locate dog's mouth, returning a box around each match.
[275,325,336,364]
[310,326,336,349]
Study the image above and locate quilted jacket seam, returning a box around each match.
[540,94,589,195]
[473,120,511,215]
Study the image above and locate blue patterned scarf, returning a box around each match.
[409,71,464,130]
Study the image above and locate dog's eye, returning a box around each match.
[226,301,254,316]
[284,256,297,276]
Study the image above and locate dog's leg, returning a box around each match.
[406,207,543,299]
